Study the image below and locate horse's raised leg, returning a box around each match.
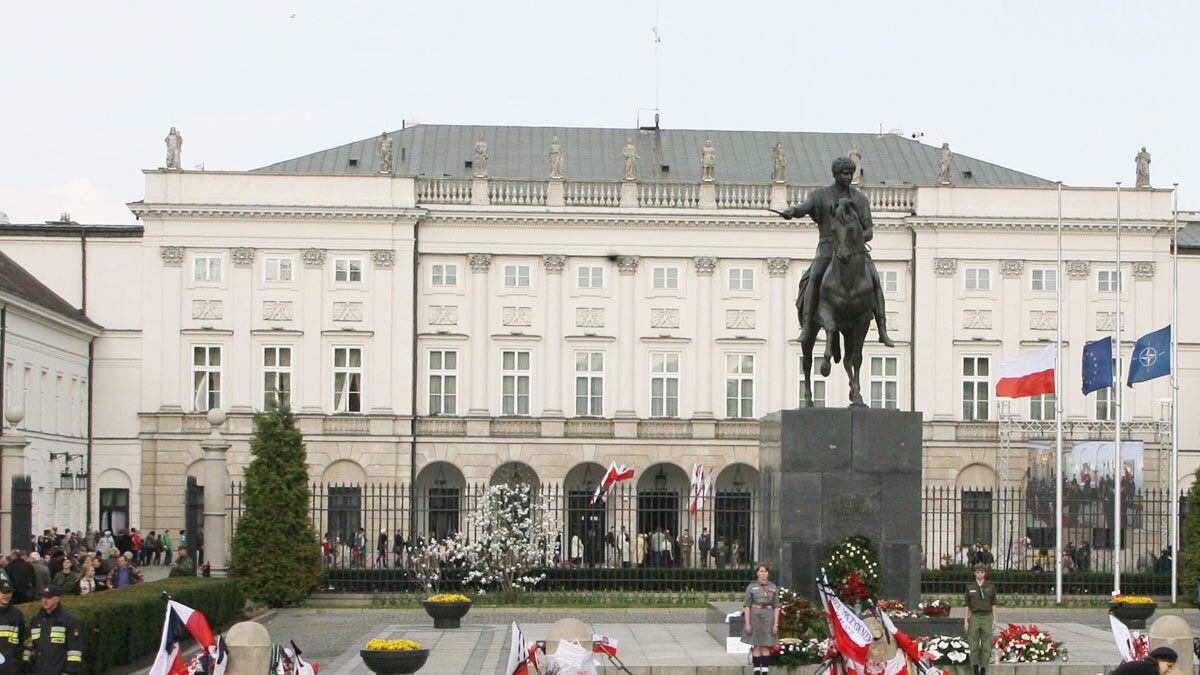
[800,343,814,407]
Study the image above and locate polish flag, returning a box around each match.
[996,346,1056,399]
[589,462,635,505]
[592,634,619,657]
[818,583,872,670]
[688,465,710,514]
[148,600,216,675]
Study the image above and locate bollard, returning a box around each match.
[225,621,272,675]
[1148,615,1193,675]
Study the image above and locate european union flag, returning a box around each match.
[1082,337,1113,394]
[1127,325,1172,386]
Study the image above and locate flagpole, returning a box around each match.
[1114,181,1123,595]
[1171,183,1180,604]
[1055,181,1064,604]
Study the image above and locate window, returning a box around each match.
[960,490,993,547]
[577,266,603,289]
[965,267,991,291]
[881,270,899,294]
[504,264,531,288]
[653,266,680,290]
[39,370,47,429]
[334,258,363,282]
[869,356,898,409]
[501,350,531,415]
[649,352,680,417]
[428,349,458,415]
[1096,362,1118,420]
[728,267,755,291]
[22,367,31,429]
[191,346,222,412]
[1031,268,1057,292]
[193,256,222,283]
[332,346,363,413]
[264,256,293,282]
[431,263,457,288]
[1030,393,1056,421]
[961,356,990,421]
[800,357,828,408]
[262,346,292,409]
[574,351,604,416]
[328,486,361,544]
[54,374,62,433]
[1098,269,1121,293]
[725,353,755,418]
[99,489,129,533]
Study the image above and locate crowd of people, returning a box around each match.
[322,525,753,569]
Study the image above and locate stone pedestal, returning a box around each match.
[0,432,29,551]
[201,409,231,577]
[1149,615,1193,675]
[225,621,272,675]
[759,407,922,605]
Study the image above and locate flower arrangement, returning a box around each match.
[918,599,952,617]
[822,536,880,608]
[1111,594,1154,604]
[875,599,919,619]
[993,624,1063,663]
[920,635,970,665]
[426,593,471,603]
[773,637,831,667]
[365,639,423,651]
[776,587,831,642]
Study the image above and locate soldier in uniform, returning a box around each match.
[963,564,996,675]
[0,579,27,675]
[25,585,83,675]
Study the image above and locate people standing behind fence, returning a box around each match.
[713,538,728,568]
[620,527,631,568]
[679,529,693,567]
[392,530,406,568]
[698,528,711,568]
[604,527,618,568]
[634,532,646,567]
[375,529,388,568]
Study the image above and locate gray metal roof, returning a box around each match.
[255,125,1053,188]
[0,250,100,329]
[1178,222,1200,250]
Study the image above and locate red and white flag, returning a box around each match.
[148,600,216,675]
[589,462,635,505]
[506,622,541,675]
[818,584,872,672]
[996,346,1055,399]
[688,465,711,514]
[878,610,941,675]
[592,634,619,657]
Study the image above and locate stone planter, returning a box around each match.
[422,600,472,629]
[1109,602,1157,629]
[359,649,430,674]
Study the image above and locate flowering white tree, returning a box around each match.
[406,537,452,594]
[447,481,558,602]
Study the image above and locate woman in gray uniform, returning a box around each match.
[742,562,780,674]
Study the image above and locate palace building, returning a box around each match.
[0,124,1195,554]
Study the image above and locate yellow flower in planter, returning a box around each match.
[426,593,471,603]
[1112,595,1154,604]
[365,639,423,651]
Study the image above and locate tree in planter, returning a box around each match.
[1180,467,1200,602]
[229,406,322,606]
[446,481,558,602]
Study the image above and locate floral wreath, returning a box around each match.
[821,535,880,606]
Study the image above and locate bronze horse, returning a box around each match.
[798,198,875,407]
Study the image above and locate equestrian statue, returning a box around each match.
[776,157,894,407]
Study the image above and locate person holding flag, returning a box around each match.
[742,563,781,675]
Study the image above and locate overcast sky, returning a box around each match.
[2,1,1197,224]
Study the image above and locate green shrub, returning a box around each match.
[324,566,755,593]
[18,577,244,675]
[920,568,1174,597]
[1181,467,1200,603]
[230,406,322,606]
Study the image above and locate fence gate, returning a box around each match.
[10,475,30,551]
[186,476,203,563]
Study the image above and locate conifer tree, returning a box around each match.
[1179,468,1200,602]
[229,406,321,605]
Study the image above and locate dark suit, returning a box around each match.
[5,559,36,603]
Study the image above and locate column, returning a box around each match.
[0,409,29,550]
[160,247,185,411]
[693,257,717,419]
[542,255,566,416]
[615,256,639,418]
[931,257,958,419]
[767,258,791,412]
[468,254,492,416]
[200,409,230,577]
[300,249,326,413]
[230,248,256,412]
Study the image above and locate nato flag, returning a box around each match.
[1127,325,1172,386]
[1082,336,1114,394]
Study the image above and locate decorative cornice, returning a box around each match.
[615,256,640,275]
[933,258,957,277]
[421,211,911,232]
[1065,260,1090,278]
[302,248,326,268]
[128,203,425,222]
[767,257,790,277]
[908,218,1173,235]
[160,246,185,266]
[230,247,256,267]
[694,256,718,276]
[541,254,567,274]
[1132,261,1156,279]
[371,249,396,269]
[999,259,1024,278]
[467,253,492,272]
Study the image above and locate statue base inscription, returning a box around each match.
[759,407,922,605]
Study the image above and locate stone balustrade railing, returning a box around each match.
[413,177,916,211]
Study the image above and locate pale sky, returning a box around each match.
[2,1,1197,224]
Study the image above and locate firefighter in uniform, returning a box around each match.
[0,579,27,675]
[25,585,83,675]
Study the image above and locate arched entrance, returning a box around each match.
[563,462,606,566]
[714,463,759,567]
[636,463,689,566]
[415,461,466,541]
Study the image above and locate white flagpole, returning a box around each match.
[1171,183,1180,604]
[1055,181,1064,603]
[1114,181,1123,595]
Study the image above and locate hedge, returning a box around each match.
[921,569,1175,596]
[18,577,245,675]
[325,566,757,593]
